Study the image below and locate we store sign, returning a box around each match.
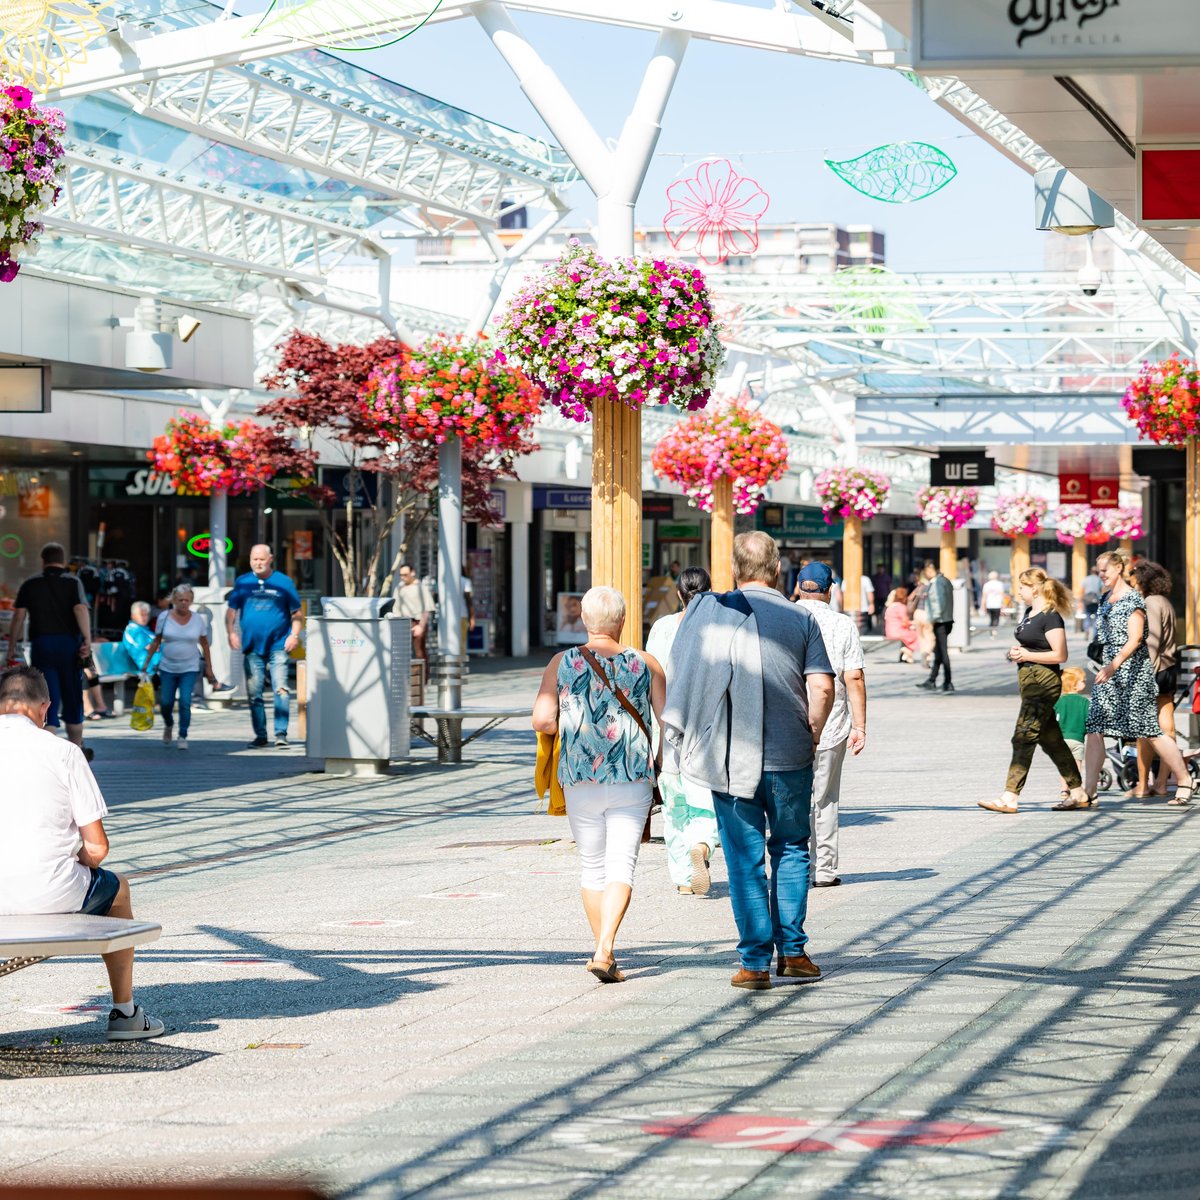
[913,1,1196,71]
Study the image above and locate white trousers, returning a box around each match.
[564,781,653,891]
[810,739,848,884]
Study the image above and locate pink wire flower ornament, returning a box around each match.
[663,159,770,266]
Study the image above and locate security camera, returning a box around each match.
[1078,262,1102,297]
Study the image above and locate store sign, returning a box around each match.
[1138,146,1200,227]
[534,486,591,510]
[642,496,676,518]
[0,366,50,414]
[1059,472,1089,504]
[930,451,995,487]
[657,522,702,541]
[1089,476,1119,507]
[186,533,233,559]
[758,507,842,539]
[125,469,178,497]
[17,488,49,519]
[913,0,1197,70]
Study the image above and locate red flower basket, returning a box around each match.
[1122,354,1200,445]
[150,412,279,496]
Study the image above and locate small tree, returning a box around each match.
[260,330,532,597]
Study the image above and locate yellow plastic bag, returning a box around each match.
[130,679,155,731]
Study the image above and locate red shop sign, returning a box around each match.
[1059,473,1089,505]
[1089,477,1119,508]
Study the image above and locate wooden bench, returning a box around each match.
[0,914,162,979]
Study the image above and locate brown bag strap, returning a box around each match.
[579,647,655,779]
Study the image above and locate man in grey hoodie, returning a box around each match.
[662,531,835,991]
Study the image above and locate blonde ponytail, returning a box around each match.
[1019,567,1073,619]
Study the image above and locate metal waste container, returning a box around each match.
[305,609,410,776]
[947,578,972,651]
[192,588,241,708]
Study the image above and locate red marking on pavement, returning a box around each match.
[642,1115,1006,1153]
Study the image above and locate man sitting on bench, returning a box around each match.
[0,665,164,1041]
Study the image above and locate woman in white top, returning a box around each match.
[141,585,217,749]
[645,566,721,897]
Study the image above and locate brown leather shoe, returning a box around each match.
[730,968,772,990]
[777,953,821,980]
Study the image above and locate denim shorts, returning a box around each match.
[79,867,121,916]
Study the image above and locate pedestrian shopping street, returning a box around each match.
[2,648,1199,1200]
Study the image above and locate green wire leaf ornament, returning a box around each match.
[829,266,928,337]
[250,0,441,52]
[825,142,958,204]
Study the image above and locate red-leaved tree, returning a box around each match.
[260,330,528,596]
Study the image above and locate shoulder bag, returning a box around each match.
[579,647,662,811]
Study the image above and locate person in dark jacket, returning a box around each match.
[4,543,92,752]
[917,560,955,694]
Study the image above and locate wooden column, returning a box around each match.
[940,528,958,579]
[1011,534,1030,584]
[843,515,862,615]
[592,398,643,649]
[1188,436,1200,644]
[710,475,734,593]
[1072,540,1088,603]
[1119,538,1134,559]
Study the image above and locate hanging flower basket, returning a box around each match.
[1055,504,1102,546]
[1122,354,1200,445]
[360,332,542,453]
[0,83,67,283]
[150,412,280,496]
[991,493,1048,539]
[1103,506,1144,541]
[917,485,978,531]
[493,238,726,423]
[650,399,788,515]
[814,466,890,524]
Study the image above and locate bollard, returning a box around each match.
[432,654,469,764]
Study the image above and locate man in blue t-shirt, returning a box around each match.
[225,545,303,749]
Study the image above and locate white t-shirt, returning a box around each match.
[982,579,1006,610]
[860,577,874,613]
[798,601,866,751]
[155,610,207,673]
[0,714,108,914]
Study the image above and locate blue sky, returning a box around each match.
[352,11,1050,272]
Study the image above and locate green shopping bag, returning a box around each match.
[130,678,155,731]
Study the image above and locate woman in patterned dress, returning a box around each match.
[532,587,666,983]
[1080,551,1193,807]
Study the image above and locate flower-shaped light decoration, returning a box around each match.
[1122,354,1200,445]
[991,493,1048,539]
[2,0,109,88]
[650,398,788,515]
[360,331,542,454]
[1104,506,1144,541]
[0,82,66,282]
[150,412,281,497]
[825,142,958,204]
[494,238,726,424]
[917,485,978,531]
[814,466,891,525]
[1055,504,1103,547]
[662,158,770,266]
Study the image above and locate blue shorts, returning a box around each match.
[78,867,121,916]
[30,633,85,727]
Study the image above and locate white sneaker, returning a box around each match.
[106,1005,165,1041]
[162,727,173,744]
[176,738,189,750]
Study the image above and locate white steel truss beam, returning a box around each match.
[48,149,378,284]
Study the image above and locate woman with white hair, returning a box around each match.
[140,586,217,750]
[122,601,160,678]
[533,586,667,983]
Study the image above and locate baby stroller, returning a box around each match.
[1098,737,1200,794]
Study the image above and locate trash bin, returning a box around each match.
[305,611,410,776]
[192,588,240,709]
[948,578,972,651]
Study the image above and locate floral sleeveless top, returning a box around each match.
[556,648,653,786]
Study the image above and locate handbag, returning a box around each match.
[130,678,156,731]
[579,647,663,811]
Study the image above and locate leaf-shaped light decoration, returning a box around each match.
[825,142,958,204]
[1,0,109,87]
[829,265,927,338]
[250,0,441,51]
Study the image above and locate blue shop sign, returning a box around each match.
[757,505,842,539]
[535,486,591,510]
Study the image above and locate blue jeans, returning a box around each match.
[713,767,814,971]
[245,646,290,739]
[30,633,84,727]
[159,669,197,737]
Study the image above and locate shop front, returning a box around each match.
[0,467,73,605]
[533,485,592,648]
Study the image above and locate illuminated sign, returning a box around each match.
[186,533,233,559]
[0,534,23,558]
